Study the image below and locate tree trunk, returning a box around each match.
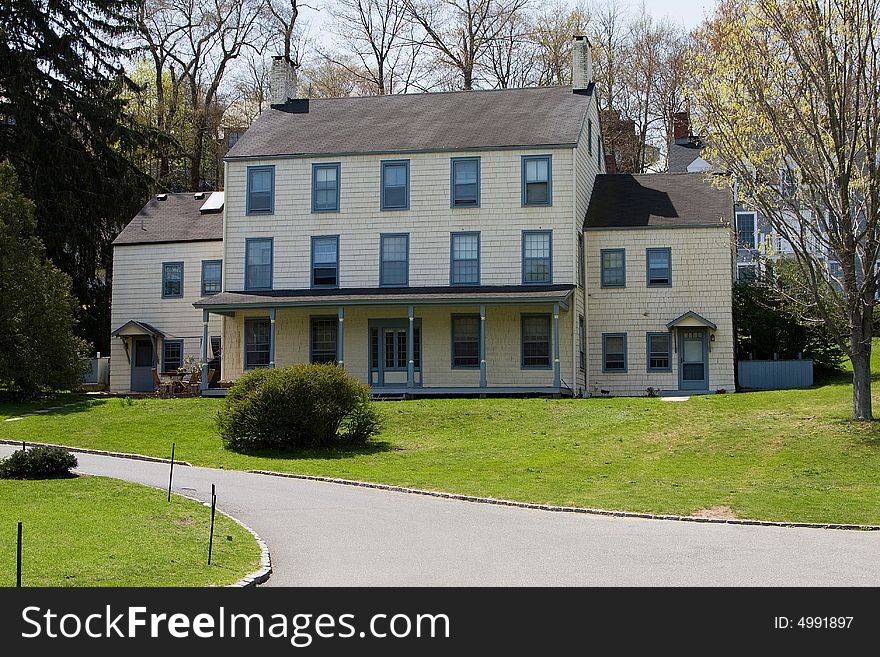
[850,334,873,420]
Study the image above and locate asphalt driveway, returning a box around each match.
[2,444,877,586]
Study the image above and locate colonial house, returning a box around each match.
[109,37,736,397]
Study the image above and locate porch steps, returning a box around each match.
[371,392,408,401]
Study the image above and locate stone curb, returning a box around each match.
[0,439,193,467]
[247,469,880,533]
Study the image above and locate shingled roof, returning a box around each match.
[113,193,223,246]
[584,173,732,230]
[226,86,592,159]
[668,137,710,173]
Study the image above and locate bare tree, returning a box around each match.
[404,0,530,90]
[693,0,880,419]
[484,10,537,87]
[530,1,589,85]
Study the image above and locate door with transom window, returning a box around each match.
[368,319,422,387]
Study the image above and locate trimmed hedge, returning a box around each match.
[217,364,381,450]
[0,446,78,479]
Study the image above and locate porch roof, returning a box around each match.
[194,284,575,312]
[666,311,717,330]
[110,320,166,338]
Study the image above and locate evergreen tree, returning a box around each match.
[0,0,154,353]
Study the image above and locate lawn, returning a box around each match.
[0,475,261,586]
[2,355,880,525]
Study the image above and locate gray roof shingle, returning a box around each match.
[584,173,732,229]
[667,138,706,173]
[113,193,223,246]
[227,86,591,159]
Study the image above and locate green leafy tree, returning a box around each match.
[0,163,90,397]
[0,0,154,354]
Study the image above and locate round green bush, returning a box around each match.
[0,446,78,479]
[217,364,381,450]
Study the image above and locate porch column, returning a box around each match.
[269,308,276,368]
[553,303,561,388]
[479,304,487,388]
[200,309,209,391]
[407,305,415,389]
[337,307,344,368]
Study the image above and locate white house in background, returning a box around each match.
[109,37,736,397]
[109,192,224,392]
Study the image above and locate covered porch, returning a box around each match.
[194,285,575,397]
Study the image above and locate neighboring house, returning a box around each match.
[584,173,736,395]
[109,38,736,397]
[109,192,224,393]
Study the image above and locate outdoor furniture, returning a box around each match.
[208,368,218,386]
[185,371,201,396]
[151,368,172,397]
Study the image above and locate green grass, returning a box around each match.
[2,352,880,525]
[0,476,261,587]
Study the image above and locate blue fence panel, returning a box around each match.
[738,359,813,390]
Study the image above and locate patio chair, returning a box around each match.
[207,368,218,386]
[152,368,171,398]
[182,371,201,397]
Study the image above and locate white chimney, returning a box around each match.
[571,35,593,92]
[269,56,297,106]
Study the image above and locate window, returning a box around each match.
[737,263,758,282]
[451,157,480,207]
[588,119,593,155]
[452,315,480,368]
[780,167,797,198]
[522,155,552,206]
[311,236,339,288]
[246,165,274,215]
[381,160,409,210]
[522,315,552,368]
[600,249,625,287]
[312,163,340,212]
[201,260,222,296]
[646,248,671,287]
[380,234,408,286]
[736,212,757,248]
[578,234,585,287]
[228,131,241,149]
[598,139,602,167]
[450,232,480,285]
[647,332,671,371]
[602,333,627,372]
[162,262,183,298]
[310,317,338,364]
[163,340,183,372]
[522,231,552,284]
[578,315,586,372]
[372,325,421,370]
[244,318,271,369]
[245,238,273,290]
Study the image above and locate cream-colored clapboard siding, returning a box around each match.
[109,241,223,392]
[223,148,576,291]
[585,226,735,395]
[222,304,571,388]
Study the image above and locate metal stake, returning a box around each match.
[208,484,216,565]
[16,521,22,588]
[167,442,175,502]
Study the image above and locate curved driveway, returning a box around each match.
[3,444,877,586]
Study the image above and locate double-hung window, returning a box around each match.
[578,315,586,371]
[451,157,480,207]
[380,234,409,286]
[201,260,222,296]
[246,165,274,214]
[162,262,183,298]
[311,236,339,288]
[522,155,552,206]
[522,230,552,284]
[602,333,627,372]
[647,332,671,371]
[451,315,480,368]
[312,163,340,212]
[245,238,273,290]
[310,317,338,364]
[600,248,625,287]
[244,318,271,369]
[736,212,757,248]
[578,234,585,287]
[646,248,671,287]
[381,160,409,210]
[522,315,552,368]
[588,119,593,155]
[163,340,183,372]
[450,232,480,285]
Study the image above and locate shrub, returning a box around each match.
[217,364,381,450]
[0,446,78,479]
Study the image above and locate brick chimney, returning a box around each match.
[571,36,593,92]
[672,111,691,144]
[269,56,297,106]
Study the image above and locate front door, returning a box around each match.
[679,328,708,391]
[131,338,155,392]
[369,320,422,387]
